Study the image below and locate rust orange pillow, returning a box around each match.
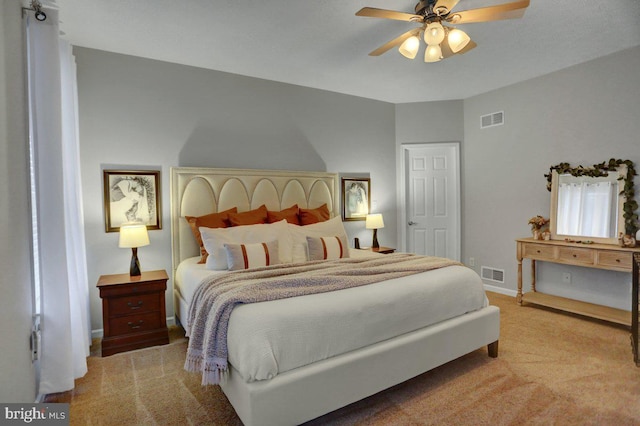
[299,203,330,225]
[267,204,300,225]
[228,205,268,226]
[186,207,237,263]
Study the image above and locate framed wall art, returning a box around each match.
[341,177,370,221]
[103,169,161,232]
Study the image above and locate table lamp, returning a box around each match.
[119,222,150,276]
[365,214,384,249]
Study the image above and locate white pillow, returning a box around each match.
[288,216,348,263]
[224,240,280,271]
[201,219,292,270]
[306,236,350,260]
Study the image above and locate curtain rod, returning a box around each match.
[22,0,47,21]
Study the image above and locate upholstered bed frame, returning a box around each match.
[170,167,500,426]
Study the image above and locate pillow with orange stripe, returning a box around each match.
[306,235,350,261]
[224,240,280,271]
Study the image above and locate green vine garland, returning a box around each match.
[544,158,638,236]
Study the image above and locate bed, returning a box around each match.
[170,167,500,426]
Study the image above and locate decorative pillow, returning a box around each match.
[307,236,349,261]
[267,204,300,225]
[185,207,238,263]
[227,205,268,227]
[201,219,292,270]
[288,216,349,263]
[299,203,330,225]
[224,240,280,271]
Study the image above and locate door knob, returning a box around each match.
[408,221,417,226]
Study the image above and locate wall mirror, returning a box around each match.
[547,160,637,245]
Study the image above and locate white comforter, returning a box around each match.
[176,252,487,383]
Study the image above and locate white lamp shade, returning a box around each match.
[424,44,443,62]
[424,22,445,45]
[119,223,150,248]
[399,36,420,59]
[447,28,470,53]
[365,214,385,230]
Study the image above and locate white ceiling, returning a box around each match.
[47,0,640,104]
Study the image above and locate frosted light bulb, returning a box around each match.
[424,44,442,62]
[399,36,420,59]
[447,28,470,53]
[424,22,445,45]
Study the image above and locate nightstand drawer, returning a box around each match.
[109,293,161,317]
[98,280,166,298]
[109,311,162,336]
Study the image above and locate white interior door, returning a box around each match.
[403,143,460,260]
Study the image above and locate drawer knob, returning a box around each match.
[127,301,143,310]
[128,320,144,329]
[616,259,620,263]
[536,250,541,253]
[573,254,577,258]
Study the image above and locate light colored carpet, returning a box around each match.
[46,293,640,425]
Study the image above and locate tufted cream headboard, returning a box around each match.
[170,167,340,273]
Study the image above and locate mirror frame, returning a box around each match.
[546,159,638,244]
[549,167,625,244]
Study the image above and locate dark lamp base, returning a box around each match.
[372,229,380,249]
[130,247,141,276]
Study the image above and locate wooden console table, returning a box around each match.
[516,237,640,326]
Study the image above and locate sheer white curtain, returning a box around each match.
[25,9,90,395]
[557,181,614,238]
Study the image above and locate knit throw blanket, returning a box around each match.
[184,253,461,385]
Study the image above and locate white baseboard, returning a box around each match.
[91,316,176,340]
[483,283,517,297]
[167,316,176,327]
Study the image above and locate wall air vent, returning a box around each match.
[481,266,505,283]
[480,111,504,129]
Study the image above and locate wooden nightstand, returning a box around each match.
[97,269,170,356]
[363,246,396,254]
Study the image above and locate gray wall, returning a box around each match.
[0,0,37,402]
[74,48,396,333]
[394,100,465,250]
[462,46,640,310]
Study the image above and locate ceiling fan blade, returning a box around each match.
[440,41,456,59]
[447,0,529,24]
[356,7,421,22]
[457,39,477,54]
[368,28,422,56]
[434,0,461,15]
[441,38,477,58]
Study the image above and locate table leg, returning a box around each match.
[531,259,536,293]
[517,258,523,305]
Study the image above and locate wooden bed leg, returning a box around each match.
[488,341,499,358]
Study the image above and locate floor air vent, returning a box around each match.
[481,266,505,283]
[480,111,504,129]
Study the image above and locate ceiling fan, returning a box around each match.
[356,0,530,62]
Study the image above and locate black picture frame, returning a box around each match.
[341,177,371,221]
[103,169,161,232]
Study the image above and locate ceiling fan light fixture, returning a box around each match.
[398,35,420,59]
[447,28,470,53]
[424,44,442,62]
[424,22,445,45]
[356,0,530,62]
